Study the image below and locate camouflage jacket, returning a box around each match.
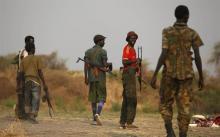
[162,22,203,80]
[84,45,108,82]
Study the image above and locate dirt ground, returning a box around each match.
[0,111,219,137]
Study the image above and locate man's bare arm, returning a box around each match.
[193,47,204,90]
[38,69,48,91]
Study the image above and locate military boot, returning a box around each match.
[179,132,187,137]
[165,122,176,137]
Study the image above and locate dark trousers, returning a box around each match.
[120,94,137,124]
[15,92,26,118]
[120,68,137,124]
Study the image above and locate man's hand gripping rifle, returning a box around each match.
[76,57,117,77]
[42,88,54,118]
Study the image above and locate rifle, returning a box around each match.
[138,46,142,91]
[42,89,54,118]
[76,57,116,77]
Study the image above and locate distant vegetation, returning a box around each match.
[0,45,220,114]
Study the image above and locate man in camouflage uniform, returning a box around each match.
[18,36,48,124]
[12,39,28,119]
[84,34,108,126]
[120,31,140,129]
[150,5,204,137]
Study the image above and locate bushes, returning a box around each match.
[111,102,121,112]
[192,89,220,114]
[0,54,16,71]
[0,52,220,114]
[40,51,67,70]
[1,98,16,108]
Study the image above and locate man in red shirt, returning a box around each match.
[120,31,140,129]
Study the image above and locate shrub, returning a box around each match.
[1,98,16,108]
[111,102,121,112]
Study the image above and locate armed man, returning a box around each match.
[150,5,204,137]
[84,34,109,126]
[12,38,29,119]
[119,31,141,129]
[18,36,48,124]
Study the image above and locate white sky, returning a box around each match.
[0,0,220,74]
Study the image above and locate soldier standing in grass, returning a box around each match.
[150,5,204,137]
[18,36,48,124]
[12,39,28,119]
[84,34,109,126]
[119,31,140,129]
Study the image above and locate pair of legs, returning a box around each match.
[15,72,26,119]
[120,95,137,125]
[24,80,41,121]
[159,76,192,137]
[89,81,106,124]
[91,101,105,121]
[15,91,26,119]
[120,69,137,127]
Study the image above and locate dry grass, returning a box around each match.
[0,53,220,114]
[0,120,27,137]
[0,69,16,101]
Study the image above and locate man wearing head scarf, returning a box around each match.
[119,31,140,129]
[18,36,48,124]
[150,5,204,137]
[84,34,109,126]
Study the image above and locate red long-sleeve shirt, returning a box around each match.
[122,44,137,68]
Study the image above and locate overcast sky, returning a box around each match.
[0,0,220,74]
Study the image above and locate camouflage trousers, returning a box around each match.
[120,70,137,124]
[15,90,26,119]
[24,80,41,117]
[159,76,193,133]
[89,80,106,103]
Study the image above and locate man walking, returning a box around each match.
[18,36,48,124]
[84,34,109,126]
[150,5,204,137]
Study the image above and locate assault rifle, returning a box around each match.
[138,46,142,91]
[76,57,117,77]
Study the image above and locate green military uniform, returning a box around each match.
[160,22,203,133]
[12,49,28,119]
[20,55,43,117]
[84,45,107,103]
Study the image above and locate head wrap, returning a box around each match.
[126,31,138,42]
